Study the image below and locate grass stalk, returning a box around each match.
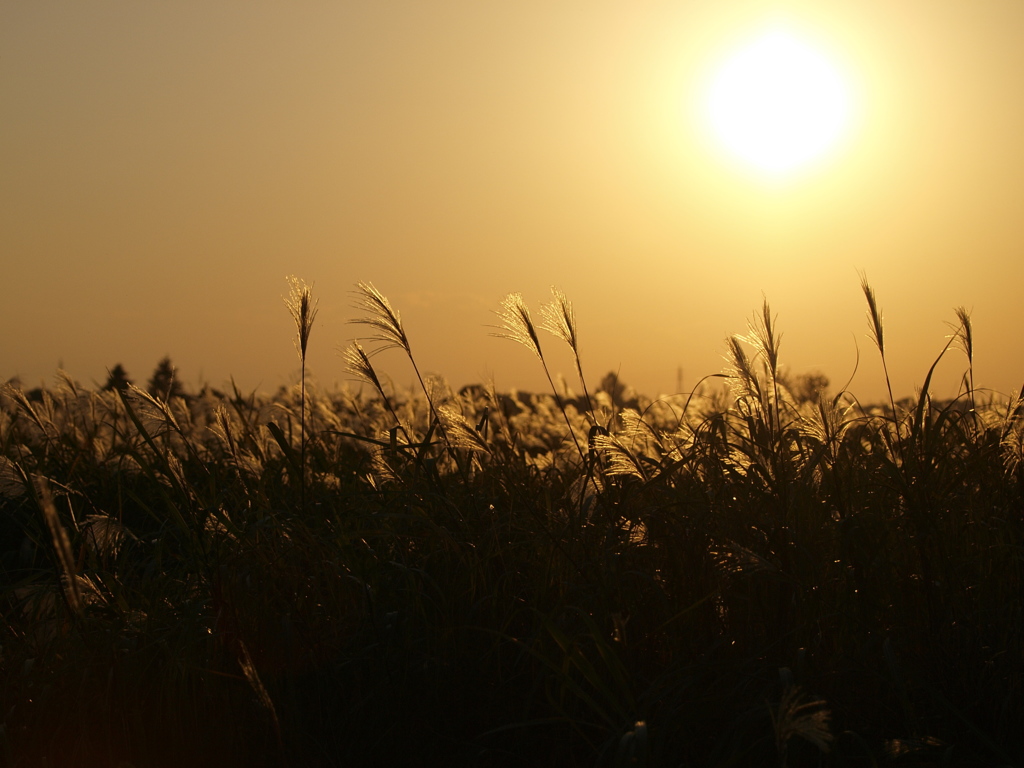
[492,292,587,463]
[285,276,319,509]
[540,286,596,425]
[1,276,1020,767]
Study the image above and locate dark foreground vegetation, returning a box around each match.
[1,280,1022,767]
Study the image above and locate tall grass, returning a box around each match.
[284,275,318,509]
[0,278,1021,767]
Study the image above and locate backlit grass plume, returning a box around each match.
[348,282,456,461]
[285,276,318,508]
[341,339,408,439]
[860,273,897,419]
[737,298,784,435]
[349,281,411,355]
[286,276,319,363]
[341,340,386,401]
[725,334,761,405]
[540,286,595,423]
[493,291,586,462]
[493,292,542,359]
[952,305,975,411]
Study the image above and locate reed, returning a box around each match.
[492,291,588,462]
[347,282,463,475]
[0,277,1020,767]
[285,275,319,510]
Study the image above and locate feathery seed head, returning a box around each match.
[438,405,491,454]
[341,341,385,394]
[592,433,646,480]
[953,306,973,363]
[492,293,543,359]
[860,274,885,355]
[285,276,319,362]
[349,281,410,354]
[739,298,782,375]
[725,335,760,400]
[539,286,579,352]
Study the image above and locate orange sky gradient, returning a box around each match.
[3,1,1023,403]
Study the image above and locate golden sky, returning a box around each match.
[3,1,1023,402]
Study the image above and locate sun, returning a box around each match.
[701,24,854,178]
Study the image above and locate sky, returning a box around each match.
[3,0,1023,403]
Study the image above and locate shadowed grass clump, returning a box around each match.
[0,278,1021,767]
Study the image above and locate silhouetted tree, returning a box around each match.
[599,371,627,407]
[147,357,184,400]
[790,372,830,404]
[103,364,133,393]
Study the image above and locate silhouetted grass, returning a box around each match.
[0,279,1021,767]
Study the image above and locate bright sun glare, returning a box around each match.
[702,24,853,178]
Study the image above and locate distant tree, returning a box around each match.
[103,364,133,393]
[599,371,627,407]
[147,356,184,400]
[790,372,830,404]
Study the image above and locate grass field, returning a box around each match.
[1,280,1021,767]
